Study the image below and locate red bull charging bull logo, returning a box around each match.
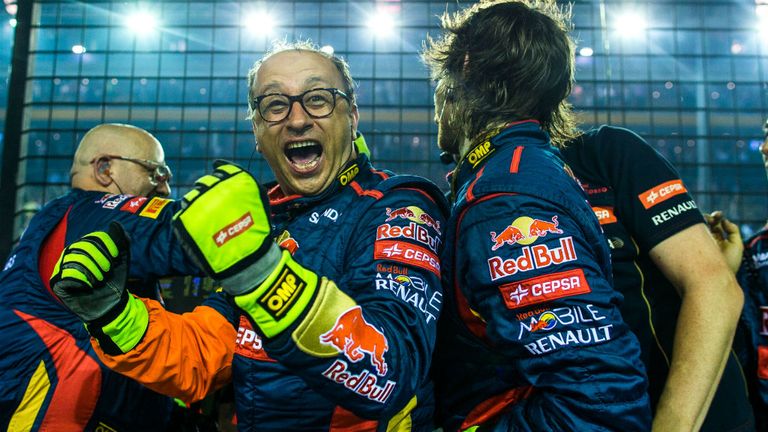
[320,306,389,376]
[490,215,563,251]
[385,206,441,235]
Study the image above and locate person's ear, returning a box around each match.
[94,157,112,186]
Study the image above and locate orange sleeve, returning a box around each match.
[91,297,235,404]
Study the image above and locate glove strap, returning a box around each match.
[234,250,318,338]
[87,294,149,355]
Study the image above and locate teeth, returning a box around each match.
[286,141,318,149]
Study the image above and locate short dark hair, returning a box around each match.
[246,40,357,120]
[423,0,577,147]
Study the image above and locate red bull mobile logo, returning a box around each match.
[385,206,441,235]
[320,306,389,376]
[490,216,563,251]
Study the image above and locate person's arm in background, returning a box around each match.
[649,223,744,431]
[704,210,744,273]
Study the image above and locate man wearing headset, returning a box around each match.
[0,123,205,431]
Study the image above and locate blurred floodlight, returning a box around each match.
[71,44,86,54]
[614,12,647,38]
[242,11,275,36]
[125,11,159,34]
[320,45,334,55]
[758,4,768,40]
[368,11,397,38]
[579,47,594,57]
[9,18,16,28]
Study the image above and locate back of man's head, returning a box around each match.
[423,0,577,146]
[70,123,165,195]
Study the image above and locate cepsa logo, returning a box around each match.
[638,179,687,209]
[498,268,591,309]
[385,206,441,235]
[120,196,147,214]
[490,216,563,251]
[516,304,606,340]
[320,306,389,376]
[234,316,274,362]
[375,240,440,276]
[591,206,617,225]
[488,236,577,281]
[213,212,254,247]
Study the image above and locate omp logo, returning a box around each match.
[638,180,687,209]
[320,306,389,375]
[138,197,171,219]
[338,164,360,186]
[467,141,493,168]
[498,268,590,309]
[592,206,617,225]
[213,212,253,246]
[257,267,306,320]
[490,216,563,251]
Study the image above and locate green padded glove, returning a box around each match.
[172,160,282,296]
[50,221,149,355]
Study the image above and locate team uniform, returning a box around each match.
[434,121,651,431]
[737,226,768,430]
[91,154,448,431]
[0,190,199,431]
[561,126,755,431]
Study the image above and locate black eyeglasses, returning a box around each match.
[252,88,350,123]
[92,155,173,186]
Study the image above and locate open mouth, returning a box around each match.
[285,141,323,171]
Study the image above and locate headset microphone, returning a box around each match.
[439,151,456,165]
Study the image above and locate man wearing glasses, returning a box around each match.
[0,123,206,431]
[51,42,447,431]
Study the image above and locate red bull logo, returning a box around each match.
[385,207,415,222]
[385,206,441,235]
[491,226,526,251]
[529,312,558,333]
[490,216,564,251]
[320,306,389,376]
[418,212,441,235]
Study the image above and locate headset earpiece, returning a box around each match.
[97,159,110,176]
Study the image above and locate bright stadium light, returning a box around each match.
[9,18,16,28]
[368,11,398,38]
[71,44,86,54]
[242,11,275,36]
[757,1,768,41]
[579,47,594,57]
[614,11,647,38]
[125,11,159,35]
